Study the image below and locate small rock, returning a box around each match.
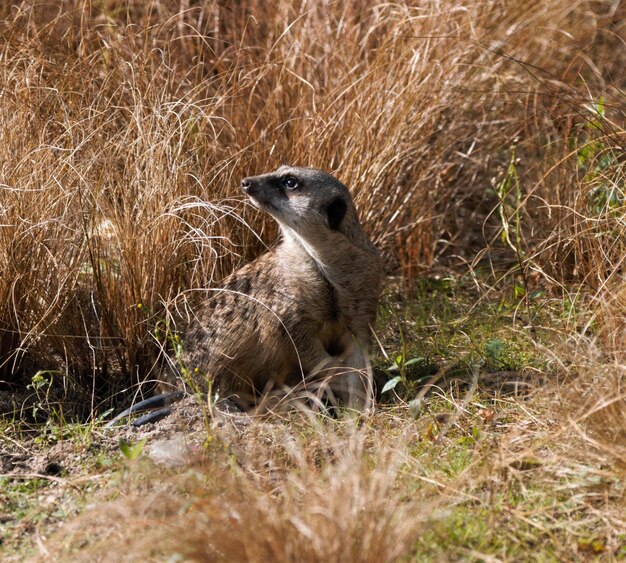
[408,398,423,419]
[149,437,195,467]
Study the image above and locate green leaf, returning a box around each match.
[96,408,115,422]
[381,376,402,394]
[589,96,604,118]
[119,438,147,461]
[529,290,544,300]
[485,338,505,364]
[403,357,425,367]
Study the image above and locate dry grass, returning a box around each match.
[36,393,625,562]
[1,0,626,560]
[41,422,433,562]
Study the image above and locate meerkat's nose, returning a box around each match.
[241,178,252,193]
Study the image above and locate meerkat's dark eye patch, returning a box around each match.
[326,197,347,230]
[282,176,299,190]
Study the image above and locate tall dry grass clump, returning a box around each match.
[0,0,624,412]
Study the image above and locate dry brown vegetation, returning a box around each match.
[1,0,625,561]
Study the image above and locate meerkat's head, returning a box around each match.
[241,165,361,241]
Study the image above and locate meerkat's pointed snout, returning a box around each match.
[241,177,252,193]
[241,175,273,209]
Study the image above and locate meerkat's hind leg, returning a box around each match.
[332,340,375,413]
[304,342,374,414]
[271,379,340,417]
[291,370,369,417]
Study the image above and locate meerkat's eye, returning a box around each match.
[283,176,299,190]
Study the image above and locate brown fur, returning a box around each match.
[179,166,382,410]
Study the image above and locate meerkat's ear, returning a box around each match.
[326,197,347,230]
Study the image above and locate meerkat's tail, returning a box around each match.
[104,391,184,428]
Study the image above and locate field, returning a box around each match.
[0,0,625,560]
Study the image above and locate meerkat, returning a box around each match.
[178,165,382,411]
[107,166,381,426]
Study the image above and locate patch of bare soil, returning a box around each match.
[0,392,249,559]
